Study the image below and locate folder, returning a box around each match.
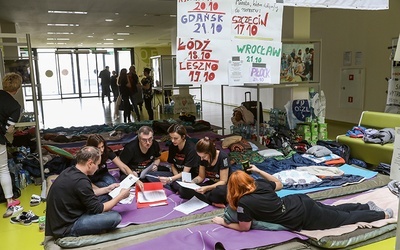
[135,182,168,209]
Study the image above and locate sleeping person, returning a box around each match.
[212,166,393,232]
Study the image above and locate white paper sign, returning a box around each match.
[177,0,231,39]
[390,127,400,181]
[394,35,400,61]
[231,1,283,41]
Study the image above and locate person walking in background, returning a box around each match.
[0,73,23,218]
[110,70,119,102]
[117,68,132,123]
[98,66,111,103]
[141,67,154,120]
[128,65,141,121]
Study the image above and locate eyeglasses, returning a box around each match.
[140,137,153,143]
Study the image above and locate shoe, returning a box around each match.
[3,205,23,218]
[10,214,32,226]
[385,208,394,219]
[367,201,384,212]
[30,194,41,207]
[8,199,20,207]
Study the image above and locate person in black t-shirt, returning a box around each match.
[159,124,200,191]
[212,166,392,232]
[86,134,143,198]
[0,73,23,218]
[119,126,160,181]
[141,67,154,120]
[45,146,130,240]
[179,137,230,206]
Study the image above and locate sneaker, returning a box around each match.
[10,214,32,226]
[367,201,384,212]
[30,194,41,207]
[7,199,20,207]
[385,208,394,219]
[10,210,38,225]
[3,205,23,218]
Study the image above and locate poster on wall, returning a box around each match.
[280,43,314,83]
[176,0,283,85]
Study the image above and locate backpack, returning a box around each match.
[317,140,351,163]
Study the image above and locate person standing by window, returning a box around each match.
[110,70,119,102]
[141,68,154,120]
[128,65,141,121]
[98,66,111,103]
[117,68,132,123]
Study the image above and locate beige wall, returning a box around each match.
[311,2,398,123]
[134,46,171,75]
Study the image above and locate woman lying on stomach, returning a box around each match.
[212,165,392,232]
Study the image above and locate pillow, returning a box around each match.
[258,149,284,158]
[229,139,252,152]
[42,145,74,159]
[222,135,242,149]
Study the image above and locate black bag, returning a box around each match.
[317,140,351,163]
[0,172,21,203]
[241,92,264,123]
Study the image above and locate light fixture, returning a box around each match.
[47,32,74,35]
[47,38,70,41]
[114,33,131,36]
[117,39,124,41]
[87,35,93,38]
[103,43,114,45]
[47,23,79,27]
[105,19,114,22]
[104,38,114,41]
[48,10,87,15]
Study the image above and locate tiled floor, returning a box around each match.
[3,96,393,249]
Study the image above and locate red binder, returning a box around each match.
[135,182,168,209]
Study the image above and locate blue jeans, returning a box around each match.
[93,172,117,188]
[68,211,121,237]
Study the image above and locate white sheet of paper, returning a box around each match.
[177,181,201,190]
[109,174,138,198]
[181,172,192,182]
[173,196,209,215]
[140,163,154,179]
[137,190,167,203]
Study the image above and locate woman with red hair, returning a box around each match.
[212,165,392,232]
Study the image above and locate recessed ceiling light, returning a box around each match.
[115,13,119,15]
[47,38,70,41]
[105,19,114,22]
[46,42,55,45]
[114,33,130,36]
[47,32,74,35]
[87,35,93,38]
[104,38,114,41]
[47,23,79,27]
[48,10,87,15]
[97,43,103,45]
[103,43,114,45]
[117,39,124,41]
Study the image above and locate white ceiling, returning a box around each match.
[0,0,177,48]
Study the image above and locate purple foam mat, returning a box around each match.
[113,191,217,227]
[120,224,307,250]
